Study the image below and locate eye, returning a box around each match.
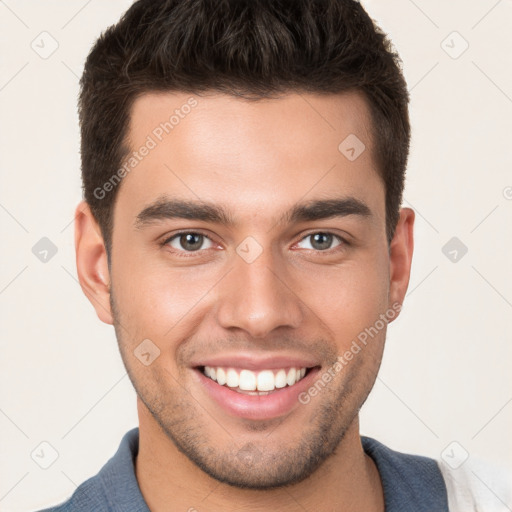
[296,232,345,251]
[165,232,215,252]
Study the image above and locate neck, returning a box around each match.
[135,402,384,512]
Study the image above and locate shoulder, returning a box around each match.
[438,455,512,512]
[34,428,144,512]
[34,475,109,511]
[362,436,512,512]
[361,436,449,511]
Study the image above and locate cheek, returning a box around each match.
[110,251,218,341]
[303,255,389,345]
[111,224,390,351]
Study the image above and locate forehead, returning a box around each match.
[117,90,383,228]
[128,90,374,155]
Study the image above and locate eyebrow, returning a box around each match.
[134,196,372,229]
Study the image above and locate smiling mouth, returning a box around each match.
[197,365,318,395]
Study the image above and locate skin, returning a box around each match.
[75,90,414,512]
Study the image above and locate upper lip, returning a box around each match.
[191,352,320,371]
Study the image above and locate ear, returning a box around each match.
[74,201,113,325]
[388,207,415,321]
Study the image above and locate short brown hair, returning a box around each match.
[79,0,410,255]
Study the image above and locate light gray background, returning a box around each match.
[1,0,511,510]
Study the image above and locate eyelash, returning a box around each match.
[160,230,350,258]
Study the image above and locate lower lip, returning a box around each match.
[194,367,321,421]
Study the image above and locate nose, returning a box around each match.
[215,245,304,338]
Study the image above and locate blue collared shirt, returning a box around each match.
[37,427,449,511]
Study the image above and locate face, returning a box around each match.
[76,90,414,489]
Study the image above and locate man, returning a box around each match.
[37,0,508,510]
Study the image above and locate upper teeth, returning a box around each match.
[203,366,307,392]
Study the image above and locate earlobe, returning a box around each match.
[388,207,415,320]
[74,201,113,325]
